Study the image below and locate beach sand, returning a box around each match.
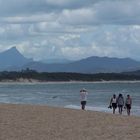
[0,104,140,140]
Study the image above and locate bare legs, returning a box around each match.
[118,106,123,114]
[113,107,116,114]
[81,101,86,110]
[81,104,85,110]
[127,108,130,116]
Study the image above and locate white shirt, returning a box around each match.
[80,91,88,101]
[112,98,117,103]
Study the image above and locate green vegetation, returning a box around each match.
[0,69,140,82]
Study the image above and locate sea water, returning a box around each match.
[0,82,140,116]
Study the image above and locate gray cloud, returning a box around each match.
[0,0,140,25]
[0,0,96,16]
[0,0,140,61]
[59,0,140,26]
[94,0,140,25]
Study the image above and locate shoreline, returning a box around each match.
[1,102,140,117]
[2,102,140,117]
[0,103,140,140]
[1,79,140,84]
[64,104,140,117]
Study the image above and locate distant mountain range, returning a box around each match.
[23,56,140,73]
[40,58,73,64]
[1,47,140,73]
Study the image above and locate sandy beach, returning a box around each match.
[0,104,140,140]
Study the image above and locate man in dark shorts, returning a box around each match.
[117,94,124,115]
[80,88,88,110]
[125,95,132,116]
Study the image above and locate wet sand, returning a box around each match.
[0,104,140,140]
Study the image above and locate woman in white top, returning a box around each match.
[109,94,117,114]
[80,88,88,110]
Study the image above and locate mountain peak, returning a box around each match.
[0,47,33,71]
[5,46,20,54]
[10,46,18,51]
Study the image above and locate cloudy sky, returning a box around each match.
[0,0,140,61]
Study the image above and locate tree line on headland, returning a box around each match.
[0,68,140,82]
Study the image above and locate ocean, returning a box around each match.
[0,82,140,116]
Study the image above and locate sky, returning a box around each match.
[0,0,140,61]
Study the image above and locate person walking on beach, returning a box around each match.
[109,94,117,114]
[125,95,132,116]
[80,88,88,110]
[117,94,124,115]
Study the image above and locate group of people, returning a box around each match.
[80,88,132,116]
[109,94,132,116]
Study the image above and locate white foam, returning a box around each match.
[65,105,112,113]
[65,105,140,116]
